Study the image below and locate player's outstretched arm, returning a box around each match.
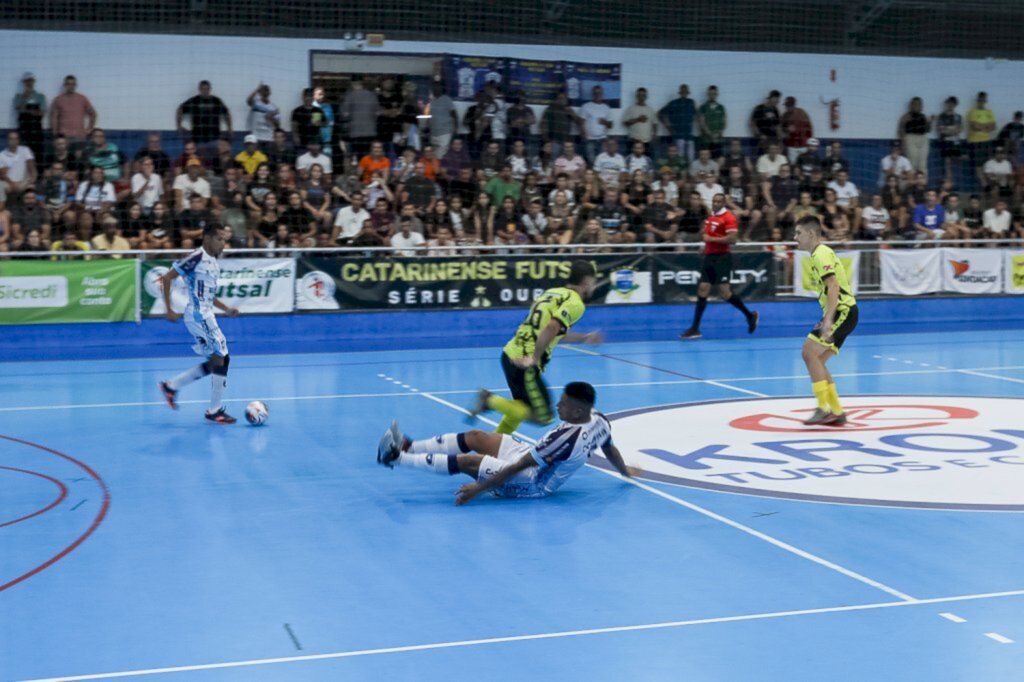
[603,443,642,478]
[455,452,537,506]
[160,269,181,322]
[213,299,240,317]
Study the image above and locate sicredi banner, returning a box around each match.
[879,249,942,295]
[141,258,295,315]
[596,396,1024,511]
[942,247,1002,294]
[1003,250,1024,294]
[0,260,138,324]
[792,250,860,298]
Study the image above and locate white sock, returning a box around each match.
[167,363,208,391]
[208,375,227,412]
[407,433,467,455]
[396,453,457,475]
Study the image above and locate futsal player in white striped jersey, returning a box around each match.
[377,382,640,505]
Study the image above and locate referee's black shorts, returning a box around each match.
[700,253,733,285]
[501,352,553,424]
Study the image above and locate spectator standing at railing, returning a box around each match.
[312,86,335,157]
[426,81,458,159]
[623,87,657,150]
[291,88,326,153]
[898,97,932,178]
[966,92,996,177]
[339,79,379,161]
[936,97,963,183]
[781,97,813,165]
[659,84,696,164]
[246,83,280,152]
[90,214,130,257]
[506,94,536,156]
[697,85,727,160]
[580,85,613,164]
[50,75,97,153]
[176,81,232,160]
[14,73,46,160]
[750,90,782,154]
[1,131,38,197]
[539,91,579,159]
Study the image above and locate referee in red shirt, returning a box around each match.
[681,193,759,339]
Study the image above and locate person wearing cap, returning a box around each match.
[781,96,813,165]
[749,90,782,154]
[90,213,130,256]
[173,157,212,214]
[234,134,268,179]
[795,138,823,179]
[14,73,47,159]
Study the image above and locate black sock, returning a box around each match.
[728,294,752,318]
[692,297,708,328]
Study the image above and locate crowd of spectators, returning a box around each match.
[2,72,1023,259]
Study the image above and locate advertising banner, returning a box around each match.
[563,62,622,107]
[651,252,775,303]
[443,55,508,102]
[942,247,1003,294]
[1004,250,1024,294]
[506,58,565,105]
[792,250,860,298]
[296,255,650,310]
[879,249,942,295]
[0,259,138,325]
[141,258,296,315]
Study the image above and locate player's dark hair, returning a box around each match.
[567,259,596,285]
[203,222,224,238]
[564,382,596,407]
[796,215,823,235]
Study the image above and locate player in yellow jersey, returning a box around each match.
[794,215,859,426]
[467,260,602,434]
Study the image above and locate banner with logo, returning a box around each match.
[1002,250,1024,294]
[651,252,775,303]
[563,62,622,108]
[942,247,1003,294]
[879,249,942,296]
[0,260,138,325]
[506,59,565,105]
[792,250,860,298]
[141,258,296,315]
[442,55,509,102]
[295,255,649,310]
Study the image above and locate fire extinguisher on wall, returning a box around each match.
[828,99,840,130]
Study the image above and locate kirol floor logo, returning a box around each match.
[602,396,1024,511]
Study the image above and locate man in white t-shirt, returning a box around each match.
[296,140,333,177]
[879,142,914,188]
[622,87,657,145]
[172,158,212,213]
[981,147,1012,198]
[755,143,786,180]
[246,83,280,147]
[0,131,38,194]
[593,138,627,189]
[695,172,725,211]
[332,191,370,244]
[827,170,860,208]
[390,218,426,256]
[859,194,891,240]
[130,156,164,212]
[982,199,1013,236]
[580,86,613,163]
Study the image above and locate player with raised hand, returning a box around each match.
[467,259,602,435]
[158,223,240,424]
[379,382,639,505]
[794,215,859,426]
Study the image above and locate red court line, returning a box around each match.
[0,435,111,593]
[0,466,68,528]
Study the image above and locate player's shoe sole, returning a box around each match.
[679,329,703,340]
[159,381,178,410]
[802,408,833,426]
[377,420,402,468]
[465,389,491,424]
[748,311,759,334]
[824,412,848,427]
[204,408,236,424]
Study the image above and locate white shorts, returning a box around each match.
[477,435,546,499]
[184,311,229,357]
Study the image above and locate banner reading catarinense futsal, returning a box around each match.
[0,259,138,324]
[141,258,295,315]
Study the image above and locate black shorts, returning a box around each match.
[700,253,733,285]
[808,305,858,353]
[501,352,553,423]
[938,139,962,159]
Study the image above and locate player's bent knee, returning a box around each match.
[211,354,229,376]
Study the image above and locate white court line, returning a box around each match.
[956,369,1024,386]
[19,588,1024,682]
[385,377,915,602]
[4,364,1024,414]
[939,613,967,623]
[984,632,1015,644]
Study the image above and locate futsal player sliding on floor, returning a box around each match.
[467,259,602,435]
[794,215,859,426]
[378,382,640,505]
[157,223,240,424]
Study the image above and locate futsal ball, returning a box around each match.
[245,400,269,426]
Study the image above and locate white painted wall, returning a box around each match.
[3,29,1022,139]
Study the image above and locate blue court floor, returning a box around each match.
[2,330,1024,681]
